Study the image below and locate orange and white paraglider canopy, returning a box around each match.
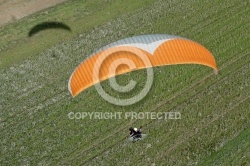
[68,34,218,97]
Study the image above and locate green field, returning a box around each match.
[0,0,249,165]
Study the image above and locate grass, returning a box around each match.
[0,0,155,69]
[0,0,249,165]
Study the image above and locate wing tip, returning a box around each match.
[214,69,219,75]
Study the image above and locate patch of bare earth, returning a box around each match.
[0,0,67,26]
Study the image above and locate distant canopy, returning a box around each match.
[68,34,218,97]
[28,21,71,37]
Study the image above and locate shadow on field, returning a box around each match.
[28,21,71,37]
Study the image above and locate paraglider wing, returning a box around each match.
[28,21,71,37]
[68,34,218,97]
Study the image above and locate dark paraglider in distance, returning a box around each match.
[28,21,71,37]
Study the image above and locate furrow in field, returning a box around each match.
[85,55,248,165]
[65,50,249,165]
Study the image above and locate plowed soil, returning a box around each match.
[0,0,66,26]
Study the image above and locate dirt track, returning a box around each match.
[0,0,67,26]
